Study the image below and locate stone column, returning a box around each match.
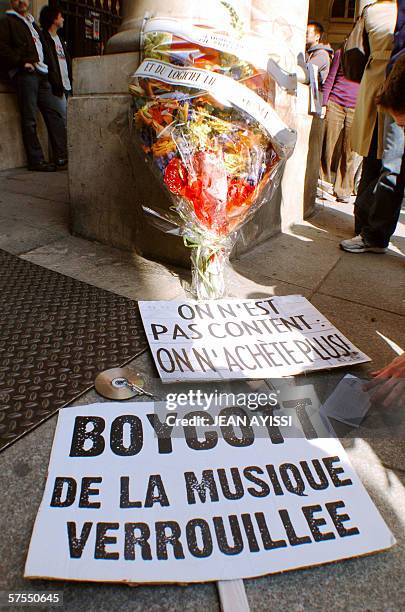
[233,0,308,251]
[107,0,251,53]
[251,0,307,60]
[243,0,316,232]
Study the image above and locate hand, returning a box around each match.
[363,353,405,409]
[24,63,35,72]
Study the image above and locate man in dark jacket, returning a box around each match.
[306,21,333,86]
[0,0,67,171]
[40,5,71,125]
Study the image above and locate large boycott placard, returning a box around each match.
[25,403,394,583]
[139,296,370,382]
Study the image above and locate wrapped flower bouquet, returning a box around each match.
[129,11,296,299]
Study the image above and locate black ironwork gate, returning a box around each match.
[50,0,122,58]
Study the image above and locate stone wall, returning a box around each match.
[68,53,192,266]
[0,81,26,171]
[0,80,48,171]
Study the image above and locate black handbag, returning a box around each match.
[342,8,371,83]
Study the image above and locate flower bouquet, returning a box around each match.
[129,12,296,299]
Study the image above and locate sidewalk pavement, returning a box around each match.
[0,168,404,611]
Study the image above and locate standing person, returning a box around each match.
[320,47,360,203]
[364,54,405,409]
[388,0,405,70]
[364,2,405,412]
[305,21,333,86]
[378,48,405,127]
[0,0,67,171]
[39,5,72,126]
[340,0,403,254]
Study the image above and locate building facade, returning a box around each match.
[0,0,122,57]
[309,0,375,47]
[309,0,355,47]
[1,0,373,55]
[48,0,122,57]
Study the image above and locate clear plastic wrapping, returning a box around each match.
[129,7,297,299]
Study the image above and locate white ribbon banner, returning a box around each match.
[144,17,269,69]
[133,59,296,148]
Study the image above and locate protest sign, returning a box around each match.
[25,402,394,583]
[138,296,370,382]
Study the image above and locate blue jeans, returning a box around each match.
[354,113,405,248]
[53,90,72,127]
[12,69,67,165]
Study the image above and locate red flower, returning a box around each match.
[227,178,255,210]
[164,155,258,233]
[164,158,188,195]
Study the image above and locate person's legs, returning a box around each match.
[320,100,344,187]
[353,124,381,236]
[361,113,405,248]
[64,90,72,127]
[12,71,45,166]
[52,93,67,126]
[37,75,67,161]
[334,106,357,199]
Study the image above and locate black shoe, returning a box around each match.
[335,195,351,203]
[55,158,68,168]
[28,161,56,172]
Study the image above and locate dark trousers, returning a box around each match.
[321,100,358,198]
[12,70,67,166]
[354,113,405,247]
[53,90,72,127]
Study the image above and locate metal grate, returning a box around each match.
[51,0,122,58]
[0,249,147,452]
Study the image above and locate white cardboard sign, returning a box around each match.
[25,402,394,583]
[138,296,370,382]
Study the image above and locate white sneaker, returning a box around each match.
[340,235,387,254]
